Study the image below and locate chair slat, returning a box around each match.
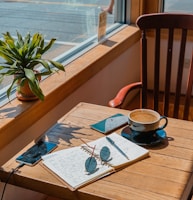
[154,29,161,111]
[174,29,187,118]
[184,52,193,120]
[164,28,174,116]
[141,30,148,108]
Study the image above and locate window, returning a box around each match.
[0,0,127,106]
[163,0,193,13]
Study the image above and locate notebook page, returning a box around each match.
[84,132,149,168]
[42,146,113,190]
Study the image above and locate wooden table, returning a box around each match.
[0,102,193,200]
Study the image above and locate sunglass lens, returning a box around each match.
[100,146,110,161]
[85,157,97,174]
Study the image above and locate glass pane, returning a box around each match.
[0,0,119,103]
[164,0,193,13]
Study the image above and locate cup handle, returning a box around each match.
[158,116,168,130]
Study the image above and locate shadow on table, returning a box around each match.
[44,122,91,146]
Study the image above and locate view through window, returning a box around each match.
[164,0,193,13]
[0,0,124,105]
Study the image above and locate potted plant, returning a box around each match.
[0,31,65,101]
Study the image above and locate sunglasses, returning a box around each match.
[80,139,111,174]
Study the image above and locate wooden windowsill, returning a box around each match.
[0,25,140,150]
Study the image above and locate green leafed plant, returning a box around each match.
[0,31,65,101]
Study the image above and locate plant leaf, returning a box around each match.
[30,59,52,72]
[7,76,19,100]
[28,78,44,101]
[49,60,65,71]
[24,68,35,81]
[24,68,44,100]
[16,31,24,47]
[41,38,56,54]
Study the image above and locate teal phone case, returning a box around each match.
[90,113,128,134]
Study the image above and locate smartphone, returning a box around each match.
[16,140,57,166]
[90,113,128,134]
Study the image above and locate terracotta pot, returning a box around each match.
[16,72,41,101]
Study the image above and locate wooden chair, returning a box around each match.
[109,13,193,121]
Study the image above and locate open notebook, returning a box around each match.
[42,132,149,190]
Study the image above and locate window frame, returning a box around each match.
[0,0,127,107]
[0,0,159,150]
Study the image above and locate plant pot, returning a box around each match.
[16,73,41,101]
[16,80,38,101]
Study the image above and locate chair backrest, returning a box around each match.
[137,13,193,120]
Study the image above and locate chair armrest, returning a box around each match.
[108,82,142,108]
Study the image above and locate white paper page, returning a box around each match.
[42,146,112,190]
[85,133,149,167]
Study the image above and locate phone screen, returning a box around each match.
[16,141,57,166]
